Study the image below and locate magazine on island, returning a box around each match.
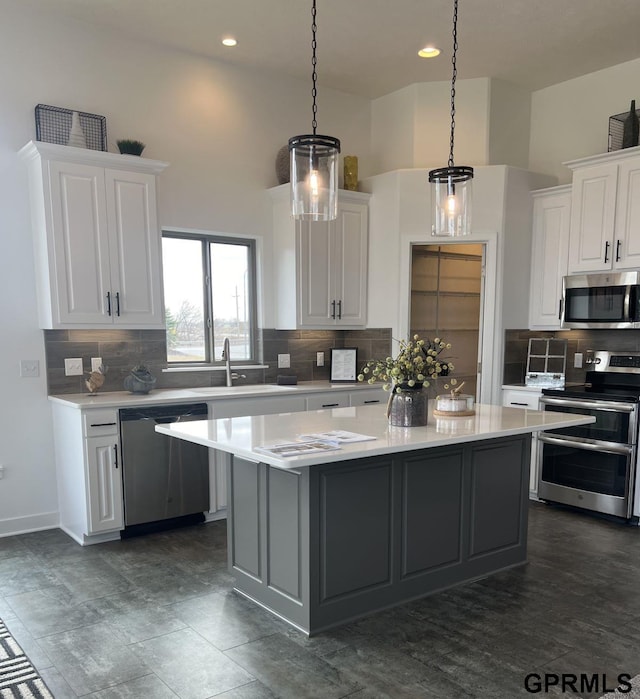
[254,431,376,458]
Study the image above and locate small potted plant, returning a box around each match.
[116,139,146,156]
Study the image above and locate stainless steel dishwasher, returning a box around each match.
[119,403,209,535]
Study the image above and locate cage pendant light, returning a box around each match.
[429,0,473,237]
[289,0,340,221]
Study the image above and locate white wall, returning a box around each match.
[0,0,371,536]
[529,57,640,184]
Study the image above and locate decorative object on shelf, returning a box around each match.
[124,364,157,394]
[358,334,455,427]
[429,0,473,237]
[343,155,358,191]
[34,104,107,151]
[116,139,146,156]
[85,364,107,395]
[622,99,640,149]
[67,111,87,148]
[275,145,290,184]
[433,382,475,416]
[288,0,340,222]
[609,103,640,151]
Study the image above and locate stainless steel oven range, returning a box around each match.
[538,351,640,520]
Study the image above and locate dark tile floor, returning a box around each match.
[1,502,639,699]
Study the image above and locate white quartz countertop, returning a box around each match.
[154,402,595,469]
[48,381,378,409]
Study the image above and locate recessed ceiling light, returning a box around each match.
[418,46,440,58]
[222,37,237,47]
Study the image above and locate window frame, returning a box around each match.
[162,230,259,366]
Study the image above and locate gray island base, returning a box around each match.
[155,402,594,635]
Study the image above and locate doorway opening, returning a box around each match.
[410,243,484,398]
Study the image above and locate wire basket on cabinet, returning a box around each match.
[34,104,107,151]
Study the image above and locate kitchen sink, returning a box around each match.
[186,384,298,396]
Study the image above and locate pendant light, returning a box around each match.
[289,0,340,221]
[429,0,473,237]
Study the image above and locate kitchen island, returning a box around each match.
[156,403,593,635]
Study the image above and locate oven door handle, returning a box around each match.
[538,433,634,456]
[540,397,637,413]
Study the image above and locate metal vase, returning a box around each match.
[388,386,428,427]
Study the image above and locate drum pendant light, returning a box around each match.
[289,0,340,221]
[429,0,473,236]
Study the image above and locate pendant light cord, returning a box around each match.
[311,0,318,135]
[448,0,458,168]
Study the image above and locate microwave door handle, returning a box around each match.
[624,284,631,322]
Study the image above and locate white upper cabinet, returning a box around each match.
[270,185,370,329]
[20,141,168,329]
[529,186,571,329]
[566,147,640,273]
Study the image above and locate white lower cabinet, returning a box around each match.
[306,392,350,410]
[52,387,390,540]
[85,433,124,534]
[501,387,542,499]
[52,404,123,545]
[349,387,386,406]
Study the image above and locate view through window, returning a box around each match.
[162,233,256,364]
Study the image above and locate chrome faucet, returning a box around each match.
[222,337,246,387]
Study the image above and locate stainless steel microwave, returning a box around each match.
[562,271,640,329]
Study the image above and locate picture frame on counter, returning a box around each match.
[330,348,358,382]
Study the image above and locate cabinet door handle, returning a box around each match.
[106,291,112,316]
[616,239,622,262]
[364,399,380,404]
[90,422,117,427]
[604,240,610,263]
[113,444,118,469]
[337,300,342,319]
[321,403,340,408]
[331,300,336,319]
[510,401,529,407]
[115,292,121,317]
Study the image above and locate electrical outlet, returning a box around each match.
[91,357,103,372]
[316,352,325,367]
[20,359,40,378]
[64,357,83,376]
[277,353,291,369]
[574,352,583,369]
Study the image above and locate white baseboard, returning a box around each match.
[0,511,59,538]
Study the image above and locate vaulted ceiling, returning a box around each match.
[22,0,640,98]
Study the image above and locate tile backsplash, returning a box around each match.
[503,328,640,385]
[45,328,392,395]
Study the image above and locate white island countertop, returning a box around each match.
[155,402,594,469]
